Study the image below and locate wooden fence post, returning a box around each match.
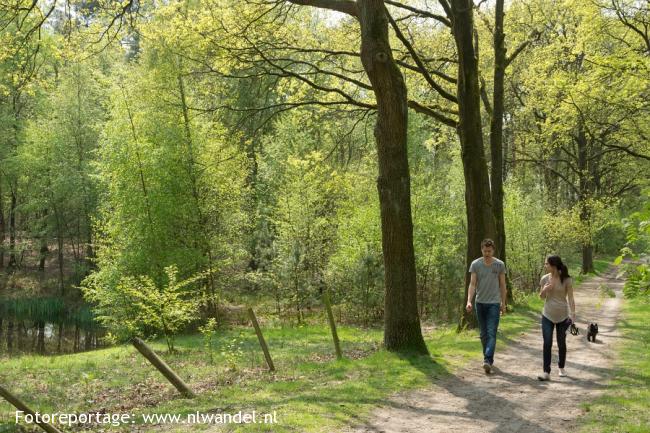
[131,337,196,398]
[247,308,275,372]
[323,291,343,360]
[0,384,64,433]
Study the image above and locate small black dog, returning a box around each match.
[587,323,599,342]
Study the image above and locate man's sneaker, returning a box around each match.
[537,372,550,381]
[483,362,492,374]
[559,368,567,377]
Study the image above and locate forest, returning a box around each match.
[0,0,649,432]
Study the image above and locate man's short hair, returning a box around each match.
[481,238,495,248]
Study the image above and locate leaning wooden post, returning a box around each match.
[247,307,275,372]
[131,337,196,398]
[0,384,63,433]
[323,291,343,360]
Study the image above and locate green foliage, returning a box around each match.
[409,128,466,322]
[198,318,218,364]
[593,221,627,255]
[19,58,106,277]
[82,265,201,352]
[504,181,547,290]
[220,334,247,371]
[542,207,588,257]
[326,169,384,324]
[88,34,248,312]
[621,265,650,300]
[616,188,650,299]
[2,0,649,347]
[541,200,624,261]
[505,0,649,268]
[270,151,347,323]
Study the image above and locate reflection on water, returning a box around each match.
[0,298,103,356]
[0,320,103,356]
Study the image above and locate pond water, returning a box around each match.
[0,320,102,356]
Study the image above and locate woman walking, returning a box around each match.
[538,255,576,381]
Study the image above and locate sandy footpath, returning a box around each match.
[347,269,625,433]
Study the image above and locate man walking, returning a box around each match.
[465,238,507,374]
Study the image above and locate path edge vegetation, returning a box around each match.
[575,292,650,432]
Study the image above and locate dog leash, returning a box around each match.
[565,317,579,335]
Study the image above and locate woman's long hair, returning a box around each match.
[547,255,571,283]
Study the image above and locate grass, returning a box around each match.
[3,258,620,433]
[0,294,546,433]
[576,299,650,433]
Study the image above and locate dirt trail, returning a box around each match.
[347,269,625,433]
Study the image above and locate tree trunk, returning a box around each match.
[582,243,594,274]
[576,122,594,273]
[74,324,80,352]
[8,190,17,269]
[39,239,48,271]
[177,69,219,318]
[359,0,427,354]
[57,322,64,353]
[84,329,92,351]
[57,233,65,292]
[37,321,46,354]
[30,322,37,351]
[53,206,65,295]
[7,321,14,352]
[0,178,4,269]
[490,0,511,303]
[86,231,94,263]
[451,0,497,328]
[579,197,595,273]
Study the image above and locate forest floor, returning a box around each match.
[347,268,626,433]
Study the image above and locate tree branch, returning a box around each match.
[601,143,650,161]
[514,151,581,195]
[384,0,451,27]
[285,0,359,18]
[386,9,458,103]
[250,40,375,108]
[438,0,453,22]
[479,76,492,117]
[407,100,458,128]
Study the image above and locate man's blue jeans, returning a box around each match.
[476,303,500,365]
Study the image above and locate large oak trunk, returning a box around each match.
[359,0,427,354]
[490,0,511,302]
[451,0,497,328]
